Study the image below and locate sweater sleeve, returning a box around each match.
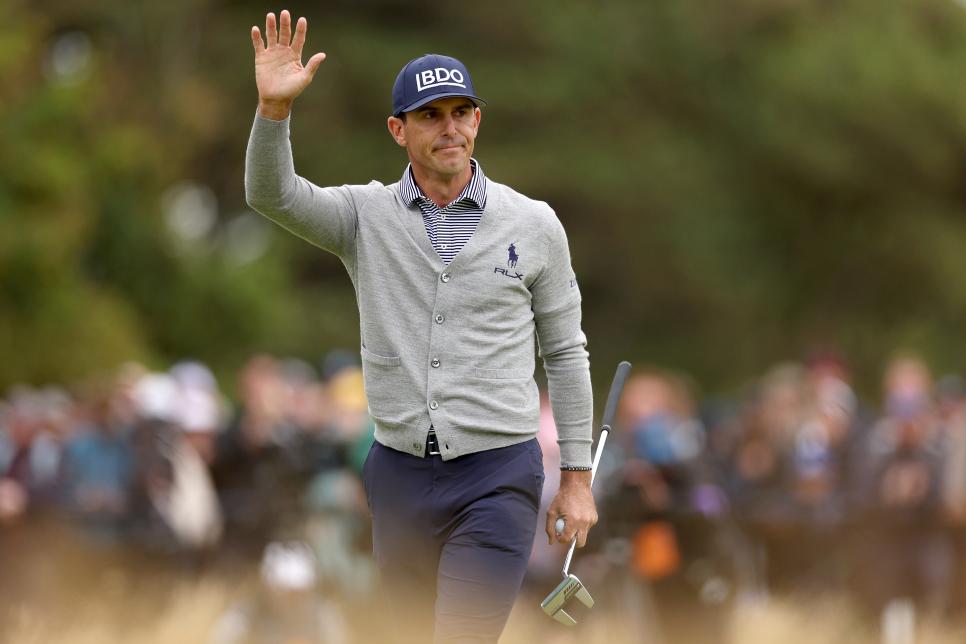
[245,113,358,257]
[531,209,593,468]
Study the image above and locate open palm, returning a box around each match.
[251,10,326,106]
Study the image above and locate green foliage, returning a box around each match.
[7,0,966,396]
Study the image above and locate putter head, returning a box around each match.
[540,573,595,626]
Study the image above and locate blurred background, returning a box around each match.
[6,0,966,642]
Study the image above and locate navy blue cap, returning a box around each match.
[392,54,486,117]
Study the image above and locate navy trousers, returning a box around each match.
[362,438,545,643]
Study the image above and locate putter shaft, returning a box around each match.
[541,361,632,626]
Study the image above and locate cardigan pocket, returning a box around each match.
[361,345,402,367]
[361,346,421,429]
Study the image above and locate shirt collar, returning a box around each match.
[398,159,487,209]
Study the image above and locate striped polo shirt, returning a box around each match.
[398,159,487,265]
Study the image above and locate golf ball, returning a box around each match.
[555,517,565,535]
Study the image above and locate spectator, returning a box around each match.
[170,360,227,466]
[60,385,134,541]
[856,355,953,617]
[0,387,65,520]
[132,371,223,551]
[212,356,306,556]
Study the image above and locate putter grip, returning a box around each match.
[600,361,632,431]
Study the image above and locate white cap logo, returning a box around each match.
[416,67,466,92]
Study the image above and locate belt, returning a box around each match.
[426,427,441,457]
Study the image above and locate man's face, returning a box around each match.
[387,97,481,179]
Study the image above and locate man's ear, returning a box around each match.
[387,116,407,147]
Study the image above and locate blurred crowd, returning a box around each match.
[4,351,966,640]
[556,352,966,641]
[0,352,375,643]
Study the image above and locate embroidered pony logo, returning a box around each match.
[494,242,524,280]
[507,242,519,268]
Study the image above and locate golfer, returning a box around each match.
[246,11,596,642]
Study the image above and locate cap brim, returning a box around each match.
[396,92,487,116]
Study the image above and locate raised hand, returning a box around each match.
[251,10,326,119]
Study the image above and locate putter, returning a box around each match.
[541,360,632,626]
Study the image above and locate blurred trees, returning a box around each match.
[5,0,966,395]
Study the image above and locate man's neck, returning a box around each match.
[411,163,473,208]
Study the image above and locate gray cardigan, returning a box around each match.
[245,115,593,466]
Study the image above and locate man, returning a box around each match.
[246,11,596,642]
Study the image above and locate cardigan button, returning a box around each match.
[440,273,451,283]
[431,359,441,368]
[429,400,439,410]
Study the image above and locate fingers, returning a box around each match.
[553,517,569,545]
[291,16,307,56]
[548,514,577,544]
[561,525,586,547]
[265,12,277,47]
[548,514,597,546]
[251,26,264,55]
[262,11,313,56]
[278,9,292,46]
[562,524,580,545]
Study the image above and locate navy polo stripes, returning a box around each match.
[398,159,487,265]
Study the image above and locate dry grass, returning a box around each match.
[4,579,231,644]
[726,597,966,644]
[5,582,966,644]
[726,596,871,644]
